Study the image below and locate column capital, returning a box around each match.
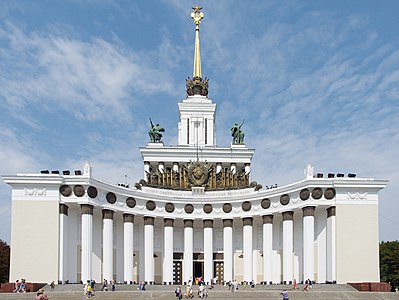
[203,219,213,228]
[102,209,114,220]
[184,219,194,228]
[81,204,94,215]
[242,217,253,226]
[123,213,134,223]
[262,214,274,224]
[282,211,294,221]
[327,206,336,218]
[164,218,174,227]
[223,219,233,228]
[144,216,155,226]
[302,206,316,217]
[59,203,69,216]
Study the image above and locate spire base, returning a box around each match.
[186,76,209,97]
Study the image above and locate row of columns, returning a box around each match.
[58,204,337,284]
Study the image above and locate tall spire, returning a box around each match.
[186,5,209,97]
[191,5,203,79]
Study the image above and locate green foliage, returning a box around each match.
[380,240,399,288]
[0,239,10,283]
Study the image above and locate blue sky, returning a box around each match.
[1,0,398,243]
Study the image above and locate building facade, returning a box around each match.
[3,6,387,286]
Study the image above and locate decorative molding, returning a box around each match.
[324,188,336,200]
[302,206,315,217]
[73,185,85,197]
[102,209,114,220]
[144,216,155,226]
[59,185,71,197]
[261,198,271,209]
[347,192,367,200]
[165,202,175,213]
[87,186,98,198]
[184,219,194,228]
[185,204,194,214]
[312,188,323,199]
[300,188,310,200]
[146,200,156,211]
[203,219,213,228]
[106,192,117,204]
[24,188,47,197]
[164,218,174,227]
[59,204,69,216]
[126,197,136,208]
[327,206,336,218]
[242,201,252,211]
[123,214,134,223]
[203,204,213,214]
[223,203,232,213]
[280,194,290,205]
[242,217,253,226]
[282,211,294,221]
[223,219,233,227]
[262,215,273,224]
[81,204,93,215]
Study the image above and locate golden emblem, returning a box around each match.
[187,161,211,186]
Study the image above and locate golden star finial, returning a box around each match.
[191,5,204,26]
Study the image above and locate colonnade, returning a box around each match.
[58,204,337,285]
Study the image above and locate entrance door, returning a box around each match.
[173,261,182,284]
[193,261,204,280]
[214,261,224,284]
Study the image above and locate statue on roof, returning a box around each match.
[231,120,245,144]
[149,118,165,143]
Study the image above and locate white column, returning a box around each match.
[230,163,237,175]
[183,220,194,284]
[243,217,253,283]
[144,161,150,181]
[203,220,213,285]
[244,163,251,174]
[303,207,315,283]
[216,162,222,174]
[158,162,165,173]
[163,219,174,284]
[59,204,68,283]
[144,216,154,284]
[262,215,273,284]
[282,211,294,284]
[223,219,233,282]
[123,214,134,284]
[102,210,114,282]
[326,207,336,283]
[81,204,93,283]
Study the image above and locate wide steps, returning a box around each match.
[1,285,399,300]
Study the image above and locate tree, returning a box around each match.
[380,241,399,289]
[0,239,10,283]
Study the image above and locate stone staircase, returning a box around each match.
[1,284,399,299]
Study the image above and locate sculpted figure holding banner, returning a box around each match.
[231,120,245,144]
[149,118,165,143]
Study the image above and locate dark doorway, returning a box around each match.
[193,261,203,279]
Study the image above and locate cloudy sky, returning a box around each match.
[1,0,398,243]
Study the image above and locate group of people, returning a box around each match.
[13,278,27,293]
[100,279,116,291]
[175,279,209,300]
[84,280,96,298]
[226,279,239,292]
[137,281,146,291]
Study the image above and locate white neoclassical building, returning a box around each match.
[3,6,387,286]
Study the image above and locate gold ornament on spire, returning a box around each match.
[186,5,209,97]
